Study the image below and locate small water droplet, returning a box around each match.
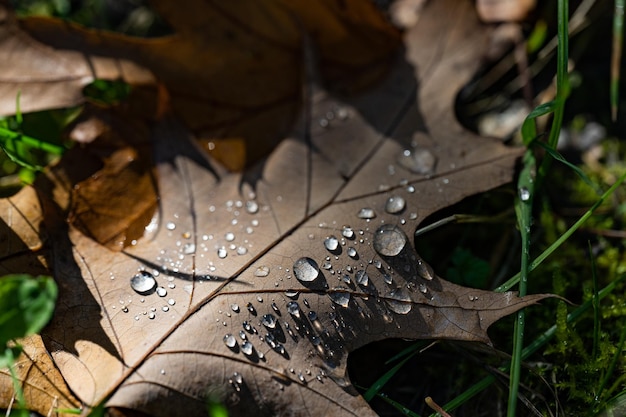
[329,289,350,308]
[397,148,437,174]
[271,303,280,314]
[162,306,169,312]
[308,310,318,321]
[183,243,196,254]
[342,226,355,239]
[356,270,369,286]
[130,271,157,294]
[247,303,257,315]
[262,314,277,329]
[168,298,176,306]
[233,372,243,385]
[223,334,237,348]
[324,236,339,251]
[241,341,254,356]
[385,288,412,314]
[385,196,406,214]
[254,266,270,277]
[148,312,156,319]
[217,247,228,258]
[243,321,252,332]
[293,257,320,282]
[231,303,240,313]
[237,246,248,255]
[225,232,235,242]
[246,201,259,214]
[166,222,176,231]
[519,187,530,201]
[383,273,393,285]
[347,247,358,259]
[287,301,301,318]
[156,286,167,297]
[373,224,407,257]
[121,306,129,313]
[357,208,376,219]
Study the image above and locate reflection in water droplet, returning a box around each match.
[324,236,339,251]
[356,270,369,286]
[329,289,350,308]
[385,196,406,214]
[397,148,437,174]
[287,301,301,318]
[357,208,376,219]
[130,271,157,294]
[254,266,270,277]
[385,288,412,314]
[223,334,237,348]
[156,287,167,297]
[217,247,227,259]
[241,341,254,356]
[347,247,358,259]
[373,224,407,257]
[293,257,320,282]
[262,314,277,329]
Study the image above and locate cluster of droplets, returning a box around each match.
[317,105,350,129]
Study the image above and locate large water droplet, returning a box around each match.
[519,187,530,201]
[262,314,277,329]
[356,270,369,286]
[225,232,235,242]
[385,288,412,314]
[130,271,157,294]
[324,236,339,251]
[347,247,358,259]
[357,208,376,219]
[241,341,254,356]
[155,286,167,297]
[373,224,407,257]
[397,148,437,174]
[287,301,301,318]
[342,226,355,239]
[293,257,320,282]
[246,201,259,214]
[329,289,350,308]
[254,266,270,277]
[223,334,237,348]
[385,196,406,214]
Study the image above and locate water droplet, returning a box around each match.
[347,247,358,259]
[416,258,435,280]
[217,247,227,258]
[373,224,407,257]
[231,303,240,313]
[225,232,235,242]
[324,236,339,252]
[357,208,376,219]
[293,257,320,282]
[271,302,280,314]
[241,341,254,356]
[385,288,412,314]
[183,243,196,254]
[342,226,355,239]
[233,372,243,385]
[162,306,169,312]
[356,270,369,286]
[156,286,167,297]
[243,321,252,332]
[237,246,248,255]
[308,311,318,321]
[223,334,237,348]
[168,298,176,306]
[130,271,157,294]
[397,148,437,174]
[246,201,259,214]
[329,289,350,308]
[254,266,270,277]
[519,187,530,201]
[287,301,301,318]
[166,222,176,231]
[385,196,406,214]
[121,306,129,313]
[247,303,257,315]
[383,273,393,285]
[262,314,277,329]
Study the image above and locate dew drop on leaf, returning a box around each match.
[356,270,369,286]
[342,226,355,239]
[130,271,157,294]
[246,200,259,214]
[223,334,237,348]
[254,266,270,277]
[231,303,240,313]
[397,148,437,174]
[329,289,350,308]
[225,232,235,242]
[357,208,376,219]
[217,247,228,259]
[519,187,530,201]
[261,314,277,329]
[287,301,301,318]
[385,196,406,214]
[324,236,339,251]
[347,247,358,259]
[385,288,412,314]
[293,257,320,282]
[156,286,167,297]
[241,341,254,356]
[183,243,196,254]
[373,224,407,257]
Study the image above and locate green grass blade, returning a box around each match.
[589,241,600,360]
[495,169,626,292]
[507,149,536,417]
[533,140,599,193]
[596,319,626,408]
[363,348,421,402]
[611,0,624,121]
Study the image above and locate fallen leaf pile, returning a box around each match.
[0,1,547,416]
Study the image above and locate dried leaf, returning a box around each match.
[0,1,550,416]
